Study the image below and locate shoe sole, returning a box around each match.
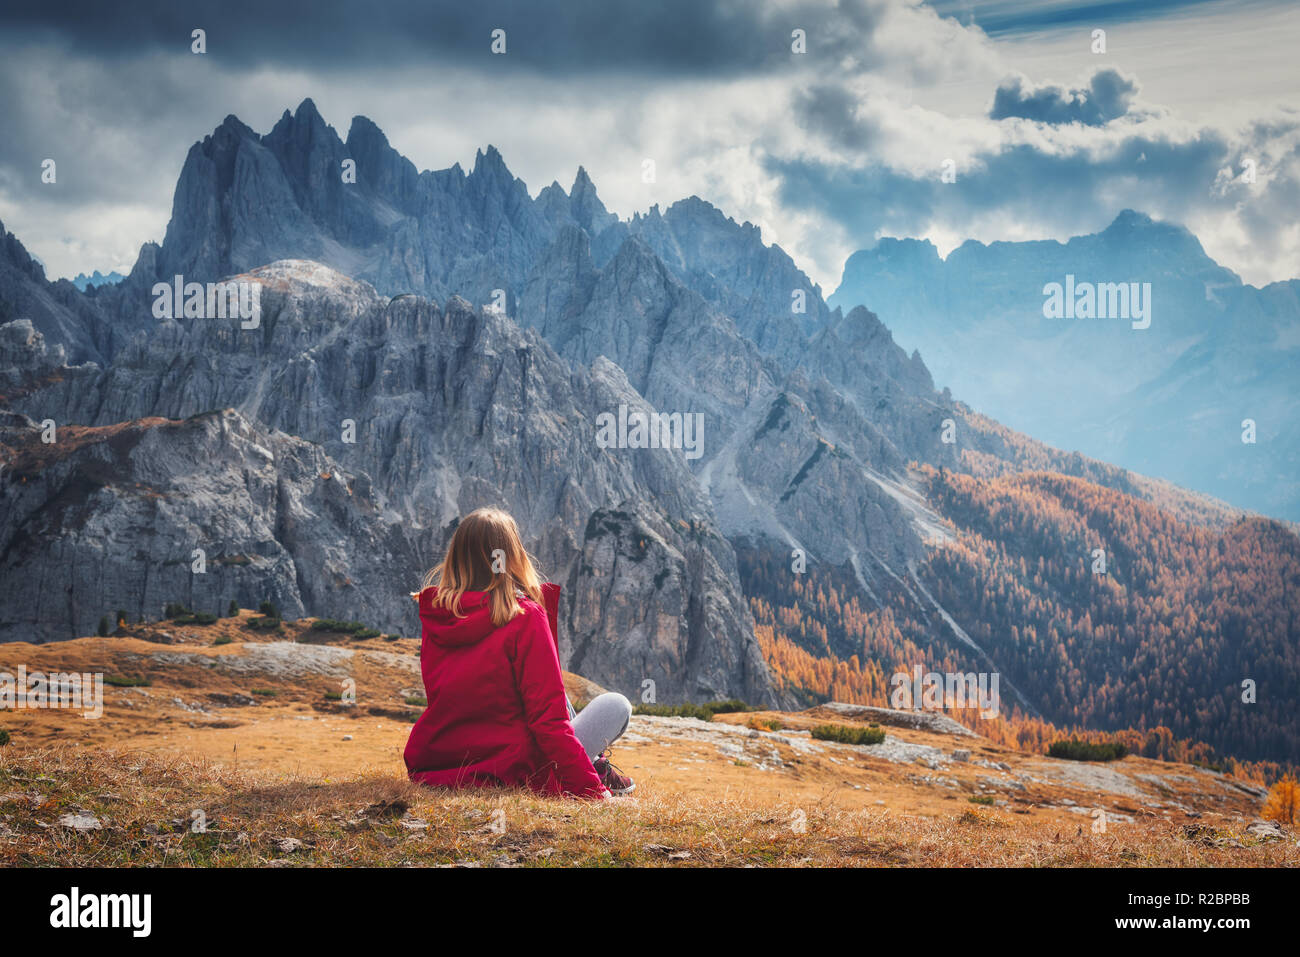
[608,782,636,795]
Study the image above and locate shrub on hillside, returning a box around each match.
[103,675,151,687]
[311,619,380,638]
[175,612,218,626]
[1047,739,1128,762]
[227,600,239,617]
[810,723,886,745]
[634,699,755,721]
[0,729,10,747]
[258,600,280,619]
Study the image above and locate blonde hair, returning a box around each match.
[417,507,544,626]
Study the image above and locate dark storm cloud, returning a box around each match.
[989,68,1139,125]
[793,85,881,152]
[3,0,1295,289]
[0,0,897,235]
[5,0,882,76]
[0,56,221,207]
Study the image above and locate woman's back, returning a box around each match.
[403,582,606,798]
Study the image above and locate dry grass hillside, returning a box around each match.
[0,611,1294,867]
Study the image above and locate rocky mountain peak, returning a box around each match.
[860,236,943,268]
[1,218,46,284]
[1105,207,1155,232]
[211,113,258,145]
[1096,207,1221,271]
[268,98,330,139]
[569,165,617,234]
[472,144,513,182]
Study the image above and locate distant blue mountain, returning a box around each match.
[830,212,1300,520]
[69,270,125,291]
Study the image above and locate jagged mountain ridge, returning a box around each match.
[69,271,125,292]
[35,103,979,605]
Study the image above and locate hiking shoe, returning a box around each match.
[592,750,635,795]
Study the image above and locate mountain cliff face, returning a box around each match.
[830,213,1300,520]
[0,399,415,641]
[0,220,110,366]
[0,264,775,706]
[1,102,1296,760]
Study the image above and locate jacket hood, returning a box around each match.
[419,589,497,647]
[418,583,562,648]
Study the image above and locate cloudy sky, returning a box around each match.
[1,0,1297,293]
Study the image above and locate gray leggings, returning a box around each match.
[568,692,634,761]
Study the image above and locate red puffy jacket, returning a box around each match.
[403,582,609,799]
